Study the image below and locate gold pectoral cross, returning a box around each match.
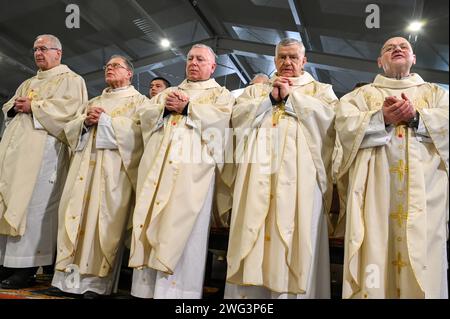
[390,159,408,182]
[390,204,408,227]
[272,102,286,126]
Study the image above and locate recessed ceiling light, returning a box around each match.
[161,39,171,48]
[407,21,425,32]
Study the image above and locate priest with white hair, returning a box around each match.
[0,34,87,289]
[129,44,234,299]
[225,38,338,299]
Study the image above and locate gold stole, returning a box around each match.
[272,102,286,126]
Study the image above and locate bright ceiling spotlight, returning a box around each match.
[407,21,425,32]
[160,39,171,48]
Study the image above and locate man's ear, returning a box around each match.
[211,62,217,75]
[57,50,63,61]
[377,57,382,69]
[412,54,416,65]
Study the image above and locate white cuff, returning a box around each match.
[33,115,45,130]
[75,125,91,152]
[360,110,392,149]
[252,97,273,128]
[186,116,198,129]
[284,98,297,119]
[95,113,118,150]
[151,114,165,134]
[416,117,430,137]
[365,110,386,134]
[255,97,272,118]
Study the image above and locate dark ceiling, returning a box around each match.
[0,0,448,103]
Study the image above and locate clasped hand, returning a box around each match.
[165,91,189,113]
[271,77,292,102]
[13,97,32,114]
[382,93,416,126]
[84,106,106,126]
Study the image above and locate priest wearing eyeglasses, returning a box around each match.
[336,37,449,299]
[0,34,88,289]
[51,55,149,298]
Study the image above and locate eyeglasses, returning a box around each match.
[103,63,128,71]
[381,43,411,54]
[32,46,60,54]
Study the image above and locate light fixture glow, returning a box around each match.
[407,21,425,32]
[160,39,171,48]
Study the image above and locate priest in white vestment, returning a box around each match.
[0,34,87,289]
[336,37,449,299]
[51,55,148,298]
[129,44,234,299]
[225,38,337,299]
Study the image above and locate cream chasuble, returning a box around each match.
[226,72,337,297]
[336,74,449,298]
[54,86,147,279]
[0,65,87,268]
[129,78,234,277]
[0,64,88,237]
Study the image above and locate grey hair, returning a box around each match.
[275,38,305,56]
[109,54,134,74]
[250,73,269,84]
[189,44,217,62]
[35,34,62,50]
[252,73,269,80]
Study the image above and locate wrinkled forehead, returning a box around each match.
[381,37,412,51]
[276,43,304,56]
[187,48,214,61]
[34,37,52,47]
[107,57,126,66]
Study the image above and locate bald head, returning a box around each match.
[379,37,413,56]
[250,73,269,85]
[377,37,416,79]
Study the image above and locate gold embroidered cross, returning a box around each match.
[390,204,408,227]
[392,252,408,274]
[390,160,408,182]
